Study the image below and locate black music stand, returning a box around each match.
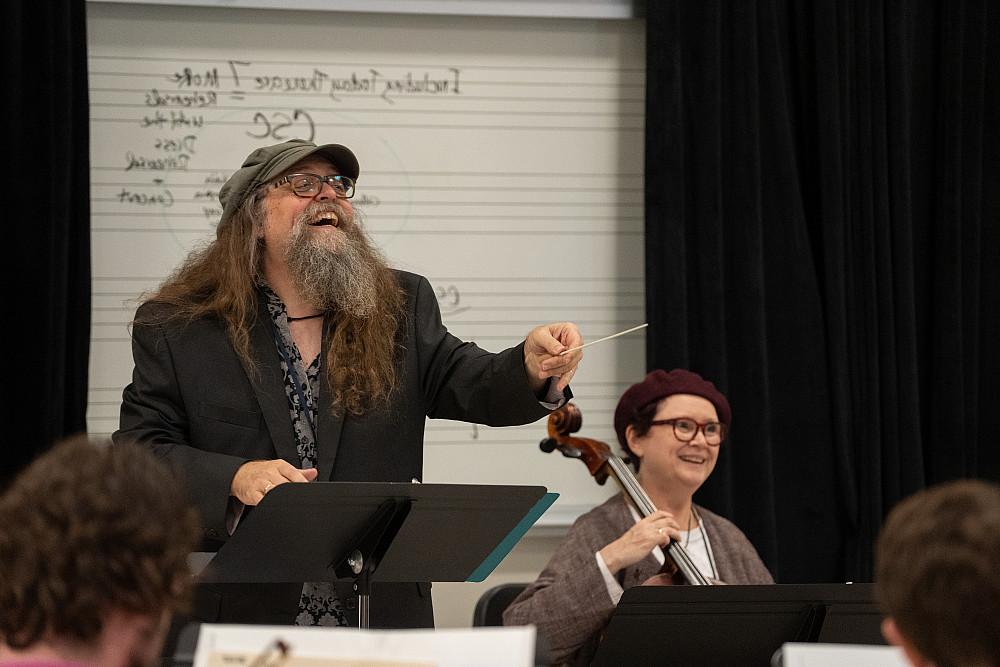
[199,481,557,628]
[591,583,884,667]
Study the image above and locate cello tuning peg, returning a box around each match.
[539,438,558,453]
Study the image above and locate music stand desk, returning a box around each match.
[198,481,556,627]
[592,583,883,667]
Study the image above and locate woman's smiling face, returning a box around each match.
[629,393,721,493]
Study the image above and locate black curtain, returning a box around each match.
[1,0,90,485]
[645,0,999,583]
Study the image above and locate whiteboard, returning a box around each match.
[87,2,645,524]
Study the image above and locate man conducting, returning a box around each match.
[114,139,583,628]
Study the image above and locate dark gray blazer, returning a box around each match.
[114,270,552,627]
[503,493,774,665]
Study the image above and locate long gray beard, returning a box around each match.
[283,204,387,318]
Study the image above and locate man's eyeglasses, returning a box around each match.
[272,173,355,199]
[649,418,726,445]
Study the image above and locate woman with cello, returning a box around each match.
[503,369,773,665]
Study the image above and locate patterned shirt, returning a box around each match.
[262,285,348,627]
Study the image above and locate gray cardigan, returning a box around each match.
[503,493,773,665]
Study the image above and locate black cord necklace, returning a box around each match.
[286,312,324,322]
[680,507,719,579]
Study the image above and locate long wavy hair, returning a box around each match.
[143,188,404,415]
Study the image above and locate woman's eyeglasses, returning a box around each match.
[649,418,726,445]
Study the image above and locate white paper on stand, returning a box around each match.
[773,642,908,667]
[192,624,536,667]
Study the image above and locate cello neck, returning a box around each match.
[604,455,711,586]
[607,456,657,516]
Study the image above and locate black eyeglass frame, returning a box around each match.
[272,173,356,199]
[648,418,727,445]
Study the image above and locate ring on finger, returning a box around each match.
[263,481,274,493]
[657,528,665,536]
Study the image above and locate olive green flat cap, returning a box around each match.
[217,139,360,231]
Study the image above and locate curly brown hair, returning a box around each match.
[0,436,201,649]
[143,187,404,415]
[875,479,1000,667]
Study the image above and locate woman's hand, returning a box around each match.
[599,510,681,575]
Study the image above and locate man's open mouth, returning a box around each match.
[308,212,339,227]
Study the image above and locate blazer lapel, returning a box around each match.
[242,295,301,466]
[698,509,731,582]
[316,318,345,481]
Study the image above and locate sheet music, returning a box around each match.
[193,625,535,667]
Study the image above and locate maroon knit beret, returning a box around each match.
[613,369,732,449]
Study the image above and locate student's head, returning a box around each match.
[875,479,1000,667]
[0,436,201,667]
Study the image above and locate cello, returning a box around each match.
[540,402,711,586]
